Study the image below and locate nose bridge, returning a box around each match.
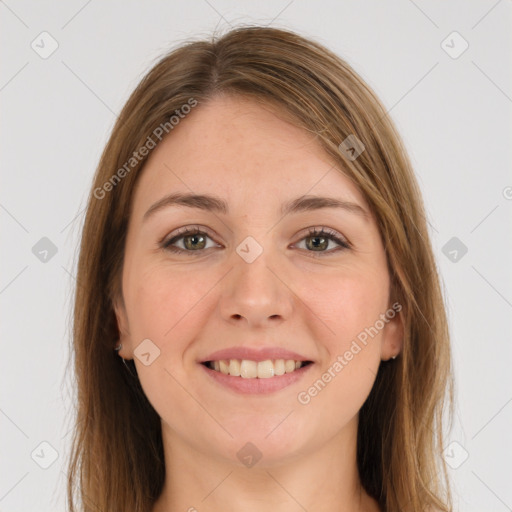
[220,232,293,325]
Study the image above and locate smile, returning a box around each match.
[203,359,313,378]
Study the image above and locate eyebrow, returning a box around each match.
[143,192,369,222]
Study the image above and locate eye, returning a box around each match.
[160,225,350,256]
[160,226,220,254]
[294,227,351,256]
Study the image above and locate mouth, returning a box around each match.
[198,346,315,394]
[201,359,314,378]
[199,358,314,395]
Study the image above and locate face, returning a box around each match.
[114,95,402,467]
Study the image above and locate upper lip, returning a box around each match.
[199,346,313,363]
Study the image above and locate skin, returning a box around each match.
[114,95,403,512]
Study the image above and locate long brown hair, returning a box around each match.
[66,25,453,511]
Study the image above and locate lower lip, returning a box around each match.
[200,363,314,394]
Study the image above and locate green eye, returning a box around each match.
[161,226,350,256]
[298,227,350,253]
[162,227,217,254]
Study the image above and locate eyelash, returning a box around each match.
[160,225,351,257]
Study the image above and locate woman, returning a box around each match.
[66,26,453,512]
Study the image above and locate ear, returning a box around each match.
[113,295,132,357]
[380,302,404,361]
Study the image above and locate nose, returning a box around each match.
[219,246,294,329]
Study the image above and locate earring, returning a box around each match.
[391,354,397,360]
[114,342,122,352]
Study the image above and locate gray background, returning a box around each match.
[1,1,511,510]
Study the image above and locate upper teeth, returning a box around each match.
[208,359,305,378]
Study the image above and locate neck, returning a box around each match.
[152,415,381,512]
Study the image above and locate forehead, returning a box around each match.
[131,95,370,217]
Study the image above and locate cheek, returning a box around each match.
[296,264,390,352]
[123,265,217,433]
[293,270,388,430]
[292,268,386,412]
[126,262,214,345]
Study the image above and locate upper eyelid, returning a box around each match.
[163,225,216,243]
